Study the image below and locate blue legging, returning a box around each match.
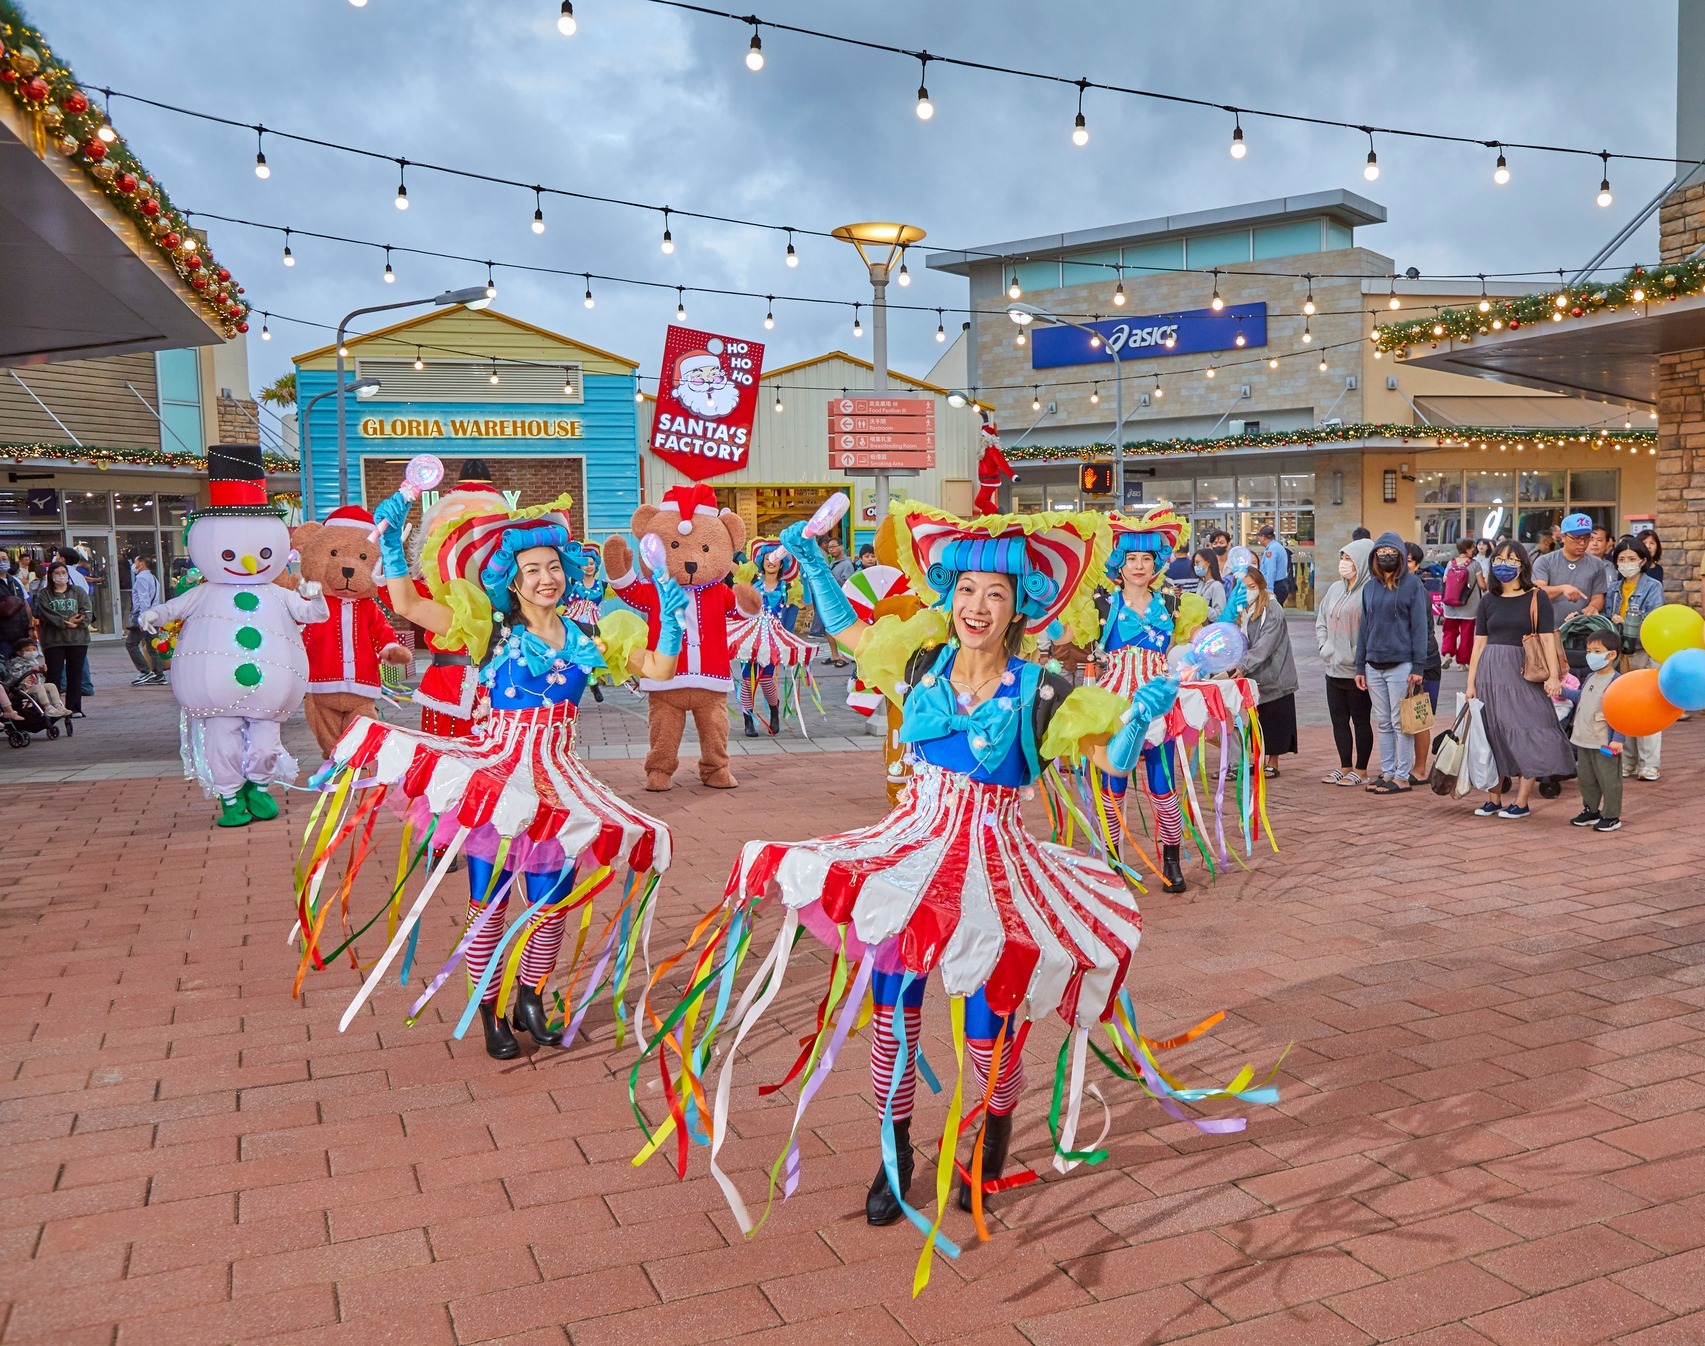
[870,967,1025,1118]
[462,858,577,1001]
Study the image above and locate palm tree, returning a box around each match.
[258,372,296,408]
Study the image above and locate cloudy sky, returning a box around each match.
[50,0,1680,396]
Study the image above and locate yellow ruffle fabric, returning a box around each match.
[441,576,494,663]
[594,609,649,684]
[1039,683,1128,763]
[1173,591,1209,644]
[854,609,950,704]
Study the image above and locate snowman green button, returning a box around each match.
[235,662,263,687]
[233,591,260,612]
[236,626,263,651]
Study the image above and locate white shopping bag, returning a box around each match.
[1455,693,1500,795]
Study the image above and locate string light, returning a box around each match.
[485,263,497,299]
[852,303,863,337]
[1267,357,1278,369]
[563,368,576,395]
[489,360,500,385]
[1008,273,1022,300]
[774,390,784,412]
[745,22,765,70]
[557,2,576,36]
[785,228,798,267]
[1210,269,1224,311]
[1152,376,1163,399]
[935,309,946,342]
[675,287,687,321]
[1363,130,1379,181]
[413,346,424,371]
[1234,330,1246,347]
[394,160,409,210]
[1597,151,1613,207]
[1031,387,1041,411]
[1229,113,1246,158]
[1014,327,1027,347]
[660,208,675,253]
[1493,146,1510,185]
[764,298,775,329]
[1090,385,1100,404]
[635,385,645,402]
[337,343,348,357]
[253,128,269,179]
[1113,270,1126,306]
[259,313,271,341]
[1072,79,1090,147]
[1204,366,1217,379]
[1301,322,1313,344]
[531,188,546,234]
[1388,277,1401,310]
[281,228,294,266]
[583,274,595,308]
[1089,330,1102,349]
[383,246,395,283]
[897,257,911,286]
[1477,275,1490,312]
[1302,278,1316,316]
[1318,356,1328,371]
[915,55,934,120]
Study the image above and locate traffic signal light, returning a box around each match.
[1080,462,1113,495]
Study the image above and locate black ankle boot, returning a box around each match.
[1161,844,1187,894]
[865,1118,914,1226]
[511,985,564,1047]
[957,1112,1014,1212]
[479,1003,520,1060]
[768,703,780,735]
[590,683,604,703]
[742,711,759,738]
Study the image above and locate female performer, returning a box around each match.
[1094,508,1192,892]
[564,547,609,702]
[727,537,815,736]
[635,503,1266,1286]
[298,504,688,1061]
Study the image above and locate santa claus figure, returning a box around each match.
[672,349,740,419]
[974,418,1018,515]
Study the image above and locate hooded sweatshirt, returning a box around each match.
[1355,531,1429,669]
[1315,538,1374,679]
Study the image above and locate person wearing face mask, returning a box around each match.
[1562,628,1627,831]
[1315,537,1375,786]
[1353,532,1429,794]
[1609,535,1666,781]
[0,553,30,660]
[1465,541,1576,819]
[1191,547,1227,620]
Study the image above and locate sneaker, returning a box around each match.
[1474,799,1503,817]
[148,672,169,684]
[130,674,152,686]
[1498,804,1531,820]
[1569,809,1602,827]
[1594,816,1623,832]
[1637,768,1660,782]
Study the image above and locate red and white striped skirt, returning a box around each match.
[564,597,601,626]
[1097,645,1169,700]
[726,610,818,669]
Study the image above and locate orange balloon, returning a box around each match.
[1601,667,1683,738]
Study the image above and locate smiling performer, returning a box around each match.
[297,502,689,1062]
[634,502,1272,1290]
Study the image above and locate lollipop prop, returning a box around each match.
[802,491,850,539]
[638,532,668,578]
[1225,545,1255,577]
[368,454,444,543]
[1166,621,1248,680]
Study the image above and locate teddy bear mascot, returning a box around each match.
[973,419,1018,515]
[138,443,329,827]
[292,504,411,758]
[604,484,758,791]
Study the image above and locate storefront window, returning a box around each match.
[1239,475,1277,510]
[1009,483,1047,514]
[114,493,157,524]
[1465,470,1514,503]
[0,491,57,525]
[1419,469,1615,552]
[65,491,111,525]
[1518,469,1566,504]
[1280,473,1316,507]
[1415,469,1460,505]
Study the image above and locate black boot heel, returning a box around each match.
[768,703,780,735]
[479,1003,520,1060]
[742,712,759,738]
[1161,844,1187,894]
[865,1118,914,1226]
[957,1112,1014,1211]
[511,985,564,1047]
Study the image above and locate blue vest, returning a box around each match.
[481,617,597,709]
[1103,589,1172,655]
[901,646,1043,788]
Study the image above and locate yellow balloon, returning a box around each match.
[1641,603,1705,663]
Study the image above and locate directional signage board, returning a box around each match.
[826,396,936,471]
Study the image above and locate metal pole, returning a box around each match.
[300,401,315,521]
[334,323,349,512]
[1110,343,1125,507]
[870,262,889,522]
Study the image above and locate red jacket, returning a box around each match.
[304,593,403,698]
[611,569,734,693]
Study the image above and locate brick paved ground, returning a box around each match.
[6,638,1703,1344]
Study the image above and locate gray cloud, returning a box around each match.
[49,0,1676,393]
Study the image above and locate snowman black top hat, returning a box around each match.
[192,443,285,520]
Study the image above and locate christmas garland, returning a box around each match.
[1373,261,1705,355]
[0,1,249,338]
[1006,422,1657,464]
[1,441,295,472]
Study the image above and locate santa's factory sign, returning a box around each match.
[647,325,766,482]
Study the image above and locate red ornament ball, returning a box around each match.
[1570,306,1584,318]
[1509,319,1520,329]
[115,171,137,192]
[189,275,208,291]
[81,138,107,161]
[237,321,249,334]
[184,253,202,271]
[236,285,245,294]
[63,89,89,115]
[161,230,180,249]
[215,267,230,282]
[20,75,47,101]
[0,70,16,86]
[139,197,160,217]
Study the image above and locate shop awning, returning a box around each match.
[1412,393,1639,429]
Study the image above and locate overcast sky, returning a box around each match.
[49,0,1680,397]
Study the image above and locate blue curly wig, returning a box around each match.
[481,522,588,618]
[1104,530,1173,579]
[925,535,1060,622]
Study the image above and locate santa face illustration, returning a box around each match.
[674,354,740,418]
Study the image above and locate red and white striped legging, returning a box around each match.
[737,663,779,713]
[463,861,573,1003]
[871,986,1026,1120]
[1100,764,1183,852]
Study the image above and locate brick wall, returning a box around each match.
[215,395,261,445]
[361,455,588,540]
[1657,183,1705,607]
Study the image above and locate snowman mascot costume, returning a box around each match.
[140,444,328,827]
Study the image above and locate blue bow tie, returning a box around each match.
[899,673,1024,772]
[508,617,606,678]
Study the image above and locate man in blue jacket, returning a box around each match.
[1353,531,1430,793]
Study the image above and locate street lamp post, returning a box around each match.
[301,378,381,521]
[1007,302,1127,505]
[831,222,926,523]
[332,285,492,514]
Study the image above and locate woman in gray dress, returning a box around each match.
[1464,541,1576,820]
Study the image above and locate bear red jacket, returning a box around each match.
[611,570,734,693]
[304,593,404,698]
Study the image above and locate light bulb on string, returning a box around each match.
[413,346,424,371]
[1014,327,1026,347]
[1268,358,1279,369]
[1234,330,1246,347]
[1388,278,1401,310]
[675,288,687,322]
[1089,331,1102,349]
[635,385,645,403]
[773,390,784,412]
[485,264,497,300]
[1301,323,1313,344]
[1090,385,1100,404]
[281,229,295,267]
[1302,281,1316,316]
[259,314,271,341]
[1031,387,1041,411]
[1071,79,1090,147]
[394,160,409,210]
[935,310,946,342]
[557,1,576,36]
[745,24,764,71]
[253,127,269,179]
[383,247,395,284]
[1597,153,1613,207]
[489,361,500,386]
[583,274,594,308]
[1152,377,1163,399]
[1230,113,1246,158]
[337,344,348,358]
[915,55,934,120]
[563,368,575,396]
[785,228,798,267]
[1318,357,1328,372]
[1477,274,1490,313]
[1008,274,1022,301]
[897,257,911,286]
[1363,131,1379,181]
[531,188,546,234]
[1210,270,1224,311]
[1493,147,1510,185]
[1113,270,1126,306]
[1633,286,1646,302]
[764,298,775,330]
[1205,366,1216,379]
[660,208,674,254]
[852,304,863,338]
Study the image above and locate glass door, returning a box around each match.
[65,530,117,636]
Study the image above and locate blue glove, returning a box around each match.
[373,489,412,579]
[1221,578,1249,625]
[781,521,857,635]
[654,572,689,657]
[1106,676,1180,773]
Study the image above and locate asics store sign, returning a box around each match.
[1029,303,1267,368]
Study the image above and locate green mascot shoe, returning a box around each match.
[240,781,280,821]
[216,794,254,828]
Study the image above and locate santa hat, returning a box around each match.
[322,505,375,531]
[673,351,721,384]
[657,483,724,536]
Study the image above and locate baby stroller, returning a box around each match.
[1,663,64,747]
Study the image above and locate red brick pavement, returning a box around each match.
[3,722,1705,1344]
